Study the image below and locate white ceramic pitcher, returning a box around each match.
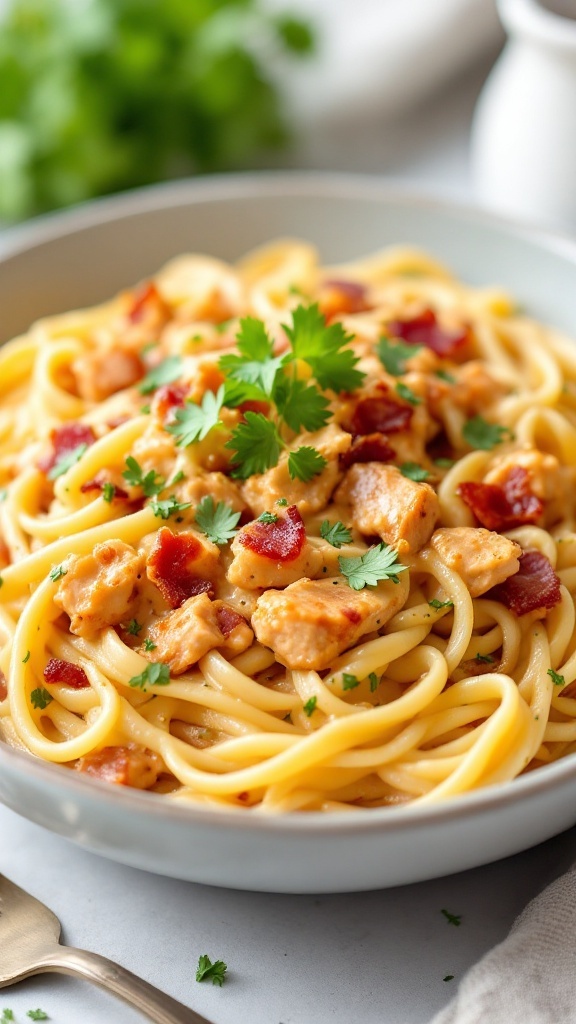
[471,0,576,233]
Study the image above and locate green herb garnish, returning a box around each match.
[339,544,408,591]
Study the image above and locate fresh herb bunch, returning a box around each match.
[0,0,314,219]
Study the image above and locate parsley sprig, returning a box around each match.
[320,520,353,548]
[167,385,226,447]
[339,543,408,590]
[195,496,241,545]
[377,337,422,376]
[128,662,170,690]
[462,416,514,451]
[122,456,165,497]
[139,355,183,395]
[196,954,228,987]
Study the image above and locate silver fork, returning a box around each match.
[0,874,215,1024]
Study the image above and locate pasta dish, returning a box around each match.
[0,238,575,813]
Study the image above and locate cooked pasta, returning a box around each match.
[1,238,576,813]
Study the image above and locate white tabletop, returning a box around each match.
[2,52,573,1024]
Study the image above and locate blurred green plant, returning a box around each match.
[0,0,314,220]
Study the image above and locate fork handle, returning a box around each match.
[35,944,215,1024]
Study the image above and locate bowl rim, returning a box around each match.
[2,168,576,839]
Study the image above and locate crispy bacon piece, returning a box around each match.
[340,432,395,469]
[146,528,215,608]
[0,668,7,702]
[458,467,543,532]
[239,504,306,562]
[128,281,169,324]
[44,657,90,689]
[387,309,470,358]
[215,604,244,638]
[488,550,561,616]
[318,279,369,320]
[351,384,414,436]
[152,382,188,423]
[80,479,130,500]
[38,423,96,474]
[76,745,161,789]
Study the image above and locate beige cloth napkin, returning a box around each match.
[430,862,576,1024]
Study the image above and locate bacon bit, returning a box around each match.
[76,745,161,788]
[240,505,306,562]
[152,382,187,423]
[488,550,561,616]
[0,668,7,702]
[237,790,250,802]
[340,433,395,469]
[458,468,543,532]
[387,309,470,358]
[215,604,244,638]
[80,479,130,500]
[127,281,169,324]
[147,527,214,608]
[318,279,369,320]
[44,657,90,689]
[351,385,414,436]
[38,423,97,474]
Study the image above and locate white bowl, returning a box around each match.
[2,172,576,893]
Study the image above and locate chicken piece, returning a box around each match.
[252,573,409,671]
[180,471,246,513]
[227,508,323,589]
[429,527,521,597]
[241,424,352,517]
[55,540,144,637]
[449,361,508,415]
[72,347,144,402]
[336,463,440,555]
[146,527,221,608]
[76,744,162,789]
[130,425,179,482]
[148,593,253,674]
[484,447,571,526]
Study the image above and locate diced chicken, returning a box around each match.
[449,361,508,415]
[72,348,144,402]
[241,424,352,517]
[148,593,253,674]
[251,573,409,671]
[181,471,246,514]
[335,463,440,555]
[55,540,144,637]
[130,425,179,481]
[76,744,162,789]
[227,528,322,589]
[429,527,521,597]
[484,447,572,525]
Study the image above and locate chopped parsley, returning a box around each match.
[276,497,288,507]
[125,619,143,636]
[128,662,170,690]
[303,696,317,717]
[435,369,456,384]
[48,443,88,480]
[122,456,165,497]
[320,520,353,548]
[429,598,453,611]
[2,1009,14,1021]
[102,481,116,503]
[399,462,430,482]
[22,650,30,664]
[30,687,52,710]
[548,668,566,688]
[475,653,495,664]
[441,909,462,927]
[462,415,514,451]
[168,469,186,487]
[339,543,408,590]
[49,564,67,582]
[27,1012,49,1022]
[342,673,360,691]
[257,511,279,525]
[369,672,379,692]
[139,355,183,395]
[377,336,422,376]
[167,385,226,447]
[149,497,192,520]
[195,495,241,544]
[143,638,157,652]
[196,954,228,987]
[434,457,455,469]
[395,381,421,406]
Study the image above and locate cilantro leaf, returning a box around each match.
[339,543,408,590]
[196,954,228,987]
[149,497,192,520]
[287,446,327,482]
[226,413,281,479]
[30,688,52,710]
[283,304,365,392]
[139,355,183,395]
[342,673,360,690]
[320,520,353,548]
[167,385,225,447]
[122,456,165,497]
[48,443,88,480]
[548,668,566,687]
[195,495,241,545]
[278,378,331,433]
[395,381,421,406]
[128,662,170,690]
[462,416,514,451]
[219,317,286,396]
[303,696,317,717]
[377,337,423,376]
[399,462,430,482]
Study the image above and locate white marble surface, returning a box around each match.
[2,47,574,1024]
